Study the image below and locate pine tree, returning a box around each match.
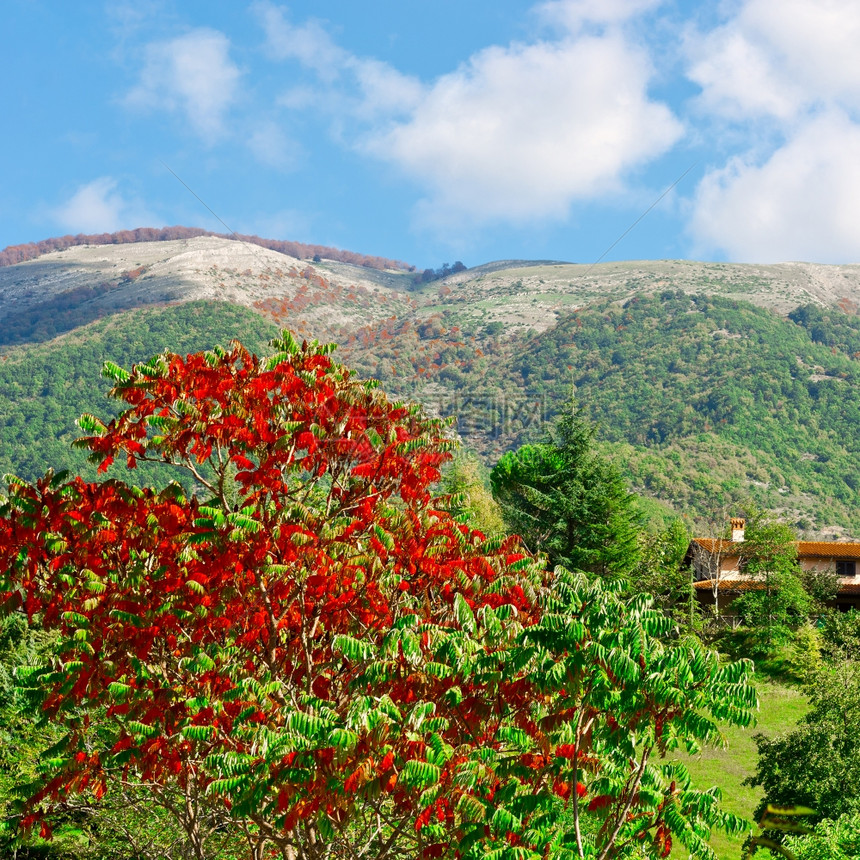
[490,401,640,577]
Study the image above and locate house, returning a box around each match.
[689,518,860,613]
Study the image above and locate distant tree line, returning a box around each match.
[0,227,414,272]
[412,261,466,285]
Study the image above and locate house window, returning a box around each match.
[836,560,856,578]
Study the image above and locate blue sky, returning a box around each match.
[4,0,860,268]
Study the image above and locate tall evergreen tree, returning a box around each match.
[490,402,640,576]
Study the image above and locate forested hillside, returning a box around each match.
[0,302,276,484]
[4,236,860,535]
[338,292,860,535]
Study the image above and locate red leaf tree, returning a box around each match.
[1,333,544,858]
[1,332,756,860]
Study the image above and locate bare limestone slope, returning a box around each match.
[0,236,417,346]
[427,258,860,334]
[3,236,860,349]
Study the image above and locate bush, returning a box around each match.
[787,622,823,683]
[784,811,860,859]
[746,661,860,824]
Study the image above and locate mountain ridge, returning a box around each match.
[4,232,860,536]
[0,226,413,272]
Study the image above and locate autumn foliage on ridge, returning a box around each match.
[0,227,413,272]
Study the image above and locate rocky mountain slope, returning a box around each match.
[5,236,860,344]
[3,233,860,535]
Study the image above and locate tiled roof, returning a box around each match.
[837,582,860,594]
[796,541,860,559]
[690,538,739,554]
[691,538,860,560]
[693,579,764,592]
[694,578,860,595]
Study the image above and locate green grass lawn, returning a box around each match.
[670,679,809,860]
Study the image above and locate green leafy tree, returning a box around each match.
[733,512,807,647]
[784,811,860,860]
[820,608,860,661]
[746,662,860,826]
[786,622,824,684]
[490,402,641,577]
[629,519,696,630]
[439,449,507,536]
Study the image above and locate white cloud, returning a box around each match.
[683,0,860,261]
[690,111,860,263]
[256,3,680,227]
[254,2,420,117]
[52,177,156,234]
[367,35,682,224]
[350,58,422,118]
[126,28,241,138]
[687,0,860,122]
[687,27,803,122]
[253,1,347,81]
[538,0,662,32]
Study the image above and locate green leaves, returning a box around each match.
[101,361,131,384]
[454,593,476,634]
[401,760,441,788]
[332,634,376,662]
[181,725,216,742]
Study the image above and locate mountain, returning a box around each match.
[3,232,860,536]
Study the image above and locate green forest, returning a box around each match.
[0,302,277,485]
[6,291,860,535]
[338,291,860,534]
[1,325,859,860]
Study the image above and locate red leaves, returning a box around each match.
[0,333,553,850]
[654,822,673,858]
[588,794,614,812]
[343,767,364,794]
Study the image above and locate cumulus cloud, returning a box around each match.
[685,0,860,261]
[256,1,680,227]
[254,2,420,117]
[52,177,156,234]
[350,58,423,118]
[254,1,347,81]
[126,28,241,138]
[690,111,860,262]
[687,0,860,121]
[368,35,682,224]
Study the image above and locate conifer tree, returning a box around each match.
[490,402,640,577]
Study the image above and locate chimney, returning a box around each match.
[730,517,746,542]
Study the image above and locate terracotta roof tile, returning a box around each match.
[691,538,860,560]
[691,538,739,553]
[693,579,764,592]
[837,582,860,594]
[796,541,860,559]
[694,578,860,595]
